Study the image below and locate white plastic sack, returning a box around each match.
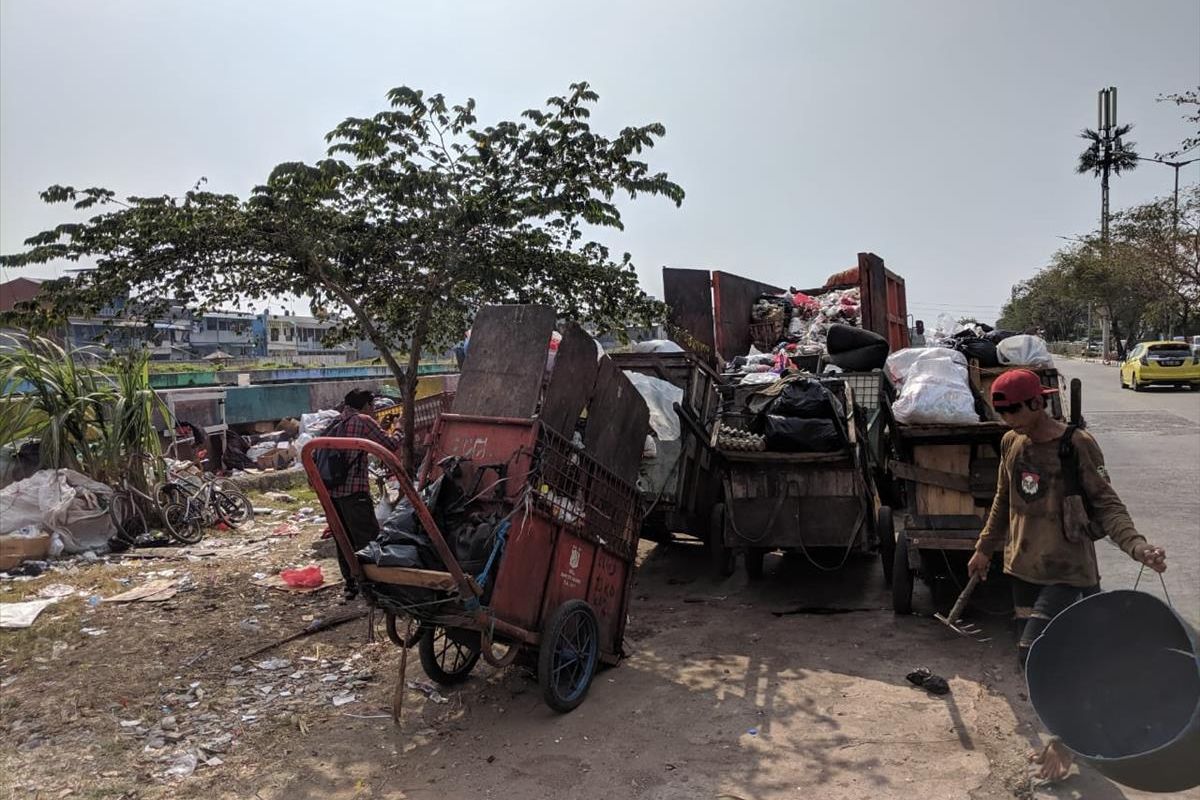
[245,442,276,461]
[299,409,339,436]
[885,347,933,386]
[631,339,684,354]
[892,349,977,425]
[997,335,1054,368]
[740,371,780,386]
[623,371,684,442]
[0,469,114,554]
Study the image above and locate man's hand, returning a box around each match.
[967,550,990,581]
[1133,543,1167,574]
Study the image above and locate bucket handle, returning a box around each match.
[1133,564,1174,609]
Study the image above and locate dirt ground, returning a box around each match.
[0,490,1191,800]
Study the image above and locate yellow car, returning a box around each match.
[1120,341,1200,391]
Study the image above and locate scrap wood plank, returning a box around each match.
[887,459,972,493]
[452,305,557,419]
[103,578,180,603]
[360,565,458,591]
[583,357,650,480]
[912,444,975,515]
[539,322,600,437]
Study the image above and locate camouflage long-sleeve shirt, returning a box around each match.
[975,428,1145,588]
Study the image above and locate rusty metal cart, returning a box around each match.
[879,365,1072,613]
[303,305,649,713]
[609,350,722,544]
[707,379,880,579]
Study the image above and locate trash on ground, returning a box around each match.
[407,680,448,704]
[103,578,180,603]
[36,583,77,599]
[255,658,291,671]
[0,597,58,628]
[906,667,951,695]
[278,564,325,589]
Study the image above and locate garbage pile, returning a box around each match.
[730,265,892,385]
[884,330,1056,426]
[719,376,849,454]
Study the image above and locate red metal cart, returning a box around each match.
[302,305,648,713]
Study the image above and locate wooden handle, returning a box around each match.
[947,573,981,621]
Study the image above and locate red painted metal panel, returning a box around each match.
[489,514,558,631]
[422,414,537,505]
[541,533,596,628]
[588,548,629,655]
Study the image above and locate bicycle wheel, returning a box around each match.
[108,491,147,545]
[162,501,205,544]
[213,488,254,526]
[154,480,188,509]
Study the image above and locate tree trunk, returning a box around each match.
[310,258,408,391]
[401,302,434,473]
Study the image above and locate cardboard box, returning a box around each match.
[0,531,52,571]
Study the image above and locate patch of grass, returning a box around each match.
[248,485,318,511]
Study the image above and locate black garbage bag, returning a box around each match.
[355,541,423,568]
[826,323,887,354]
[766,377,843,419]
[953,338,1000,367]
[984,329,1019,345]
[828,341,889,372]
[452,517,499,574]
[762,415,844,452]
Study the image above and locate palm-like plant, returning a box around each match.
[0,333,163,490]
[1077,124,1139,176]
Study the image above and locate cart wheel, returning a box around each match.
[419,626,480,685]
[877,506,896,586]
[708,503,735,578]
[538,599,600,713]
[892,531,914,615]
[385,613,427,648]
[745,548,767,580]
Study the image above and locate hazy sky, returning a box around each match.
[2,0,1197,324]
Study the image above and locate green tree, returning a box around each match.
[1,82,684,467]
[1155,87,1200,160]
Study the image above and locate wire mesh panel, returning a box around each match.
[838,371,881,413]
[531,424,641,561]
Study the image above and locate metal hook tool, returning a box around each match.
[934,573,990,641]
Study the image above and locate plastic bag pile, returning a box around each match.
[889,349,979,425]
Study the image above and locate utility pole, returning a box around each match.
[1098,87,1117,243]
[1096,87,1118,360]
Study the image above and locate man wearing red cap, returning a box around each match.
[967,368,1167,780]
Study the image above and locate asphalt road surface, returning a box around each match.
[1058,357,1200,626]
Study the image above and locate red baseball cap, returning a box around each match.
[991,369,1058,406]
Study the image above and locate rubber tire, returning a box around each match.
[214,489,254,526]
[708,503,735,578]
[745,547,767,580]
[108,492,146,545]
[1133,376,1144,392]
[1119,372,1128,389]
[892,531,914,614]
[385,614,428,648]
[419,626,481,686]
[877,506,896,586]
[162,501,204,544]
[537,600,600,713]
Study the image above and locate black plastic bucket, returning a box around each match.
[1026,590,1200,793]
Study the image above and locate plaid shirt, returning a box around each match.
[327,408,403,497]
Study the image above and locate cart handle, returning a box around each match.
[300,436,479,601]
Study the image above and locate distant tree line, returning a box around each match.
[998,184,1200,353]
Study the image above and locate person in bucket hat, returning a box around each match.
[967,369,1167,781]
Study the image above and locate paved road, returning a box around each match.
[1057,357,1200,625]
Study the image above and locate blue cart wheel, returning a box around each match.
[538,600,600,713]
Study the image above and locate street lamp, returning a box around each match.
[1134,154,1200,236]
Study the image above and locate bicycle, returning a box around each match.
[156,468,254,535]
[108,473,203,546]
